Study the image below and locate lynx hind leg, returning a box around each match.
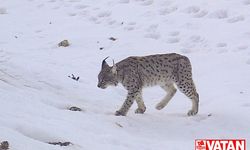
[156,84,177,110]
[174,57,199,116]
[176,79,199,116]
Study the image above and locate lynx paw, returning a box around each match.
[187,109,198,116]
[155,103,166,110]
[115,110,126,116]
[135,107,146,114]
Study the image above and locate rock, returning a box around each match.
[0,141,9,150]
[58,40,70,47]
[69,106,82,111]
[68,74,80,81]
[48,142,71,146]
[109,37,117,41]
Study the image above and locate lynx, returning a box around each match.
[97,53,199,116]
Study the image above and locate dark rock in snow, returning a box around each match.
[69,106,82,111]
[68,74,80,81]
[48,142,72,146]
[58,40,70,47]
[109,37,117,41]
[0,141,9,150]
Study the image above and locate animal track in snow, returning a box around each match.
[244,32,250,38]
[166,38,180,43]
[183,22,199,30]
[107,20,117,25]
[209,9,228,19]
[97,10,111,18]
[37,4,44,8]
[168,31,179,36]
[89,17,101,24]
[227,15,245,23]
[47,0,56,2]
[158,0,172,6]
[159,7,178,15]
[189,35,204,43]
[74,4,88,10]
[237,45,248,50]
[242,103,250,107]
[144,24,160,39]
[78,10,89,17]
[68,0,81,2]
[128,22,136,25]
[243,0,250,5]
[182,6,209,18]
[124,26,135,31]
[68,12,77,16]
[0,50,10,64]
[123,22,137,30]
[193,10,208,18]
[118,0,130,3]
[136,0,154,6]
[144,33,161,40]
[216,42,227,47]
[218,49,228,53]
[183,6,200,14]
[145,24,159,33]
[52,6,60,10]
[0,8,7,14]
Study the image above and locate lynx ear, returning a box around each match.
[111,59,117,74]
[102,56,109,69]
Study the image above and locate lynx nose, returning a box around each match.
[98,83,107,89]
[97,84,101,88]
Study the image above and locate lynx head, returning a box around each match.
[97,57,118,89]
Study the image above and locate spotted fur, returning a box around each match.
[97,53,199,116]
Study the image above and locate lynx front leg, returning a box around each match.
[115,91,139,116]
[134,91,146,114]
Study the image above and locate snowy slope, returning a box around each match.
[0,0,250,149]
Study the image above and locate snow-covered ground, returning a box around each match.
[0,0,250,149]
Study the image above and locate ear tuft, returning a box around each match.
[102,56,109,68]
[111,59,117,74]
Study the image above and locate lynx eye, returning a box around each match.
[101,79,105,83]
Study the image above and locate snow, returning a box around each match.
[0,0,250,149]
